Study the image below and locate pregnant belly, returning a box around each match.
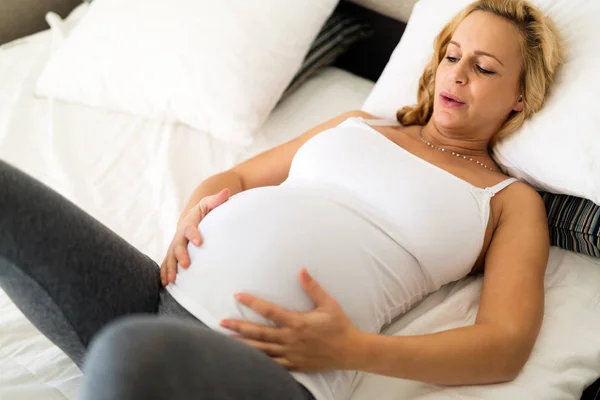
[165,184,420,335]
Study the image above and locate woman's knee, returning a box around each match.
[80,315,312,400]
[0,159,39,210]
[80,315,174,399]
[83,315,182,373]
[80,315,217,399]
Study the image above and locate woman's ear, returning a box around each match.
[513,94,525,112]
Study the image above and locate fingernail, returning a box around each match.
[221,320,230,328]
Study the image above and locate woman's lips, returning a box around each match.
[439,93,466,108]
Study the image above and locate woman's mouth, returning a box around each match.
[440,92,465,108]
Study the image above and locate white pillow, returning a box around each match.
[361,0,600,204]
[45,3,89,53]
[35,0,338,145]
[348,0,417,23]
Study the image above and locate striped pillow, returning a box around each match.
[541,192,600,257]
[280,9,374,101]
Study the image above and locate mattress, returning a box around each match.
[1,9,600,400]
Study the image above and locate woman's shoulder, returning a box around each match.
[308,110,381,134]
[334,110,406,131]
[496,179,546,223]
[498,179,542,201]
[337,110,381,121]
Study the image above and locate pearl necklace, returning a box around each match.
[418,126,498,172]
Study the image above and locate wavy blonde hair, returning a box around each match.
[397,0,563,146]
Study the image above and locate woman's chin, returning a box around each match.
[431,112,465,131]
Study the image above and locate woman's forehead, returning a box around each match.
[451,11,522,67]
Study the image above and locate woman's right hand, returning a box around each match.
[160,188,231,286]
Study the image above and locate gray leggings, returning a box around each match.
[0,159,316,400]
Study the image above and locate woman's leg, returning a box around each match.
[80,315,316,400]
[0,159,162,369]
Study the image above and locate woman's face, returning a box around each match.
[433,11,524,137]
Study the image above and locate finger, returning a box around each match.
[182,203,203,225]
[166,246,178,284]
[204,188,230,211]
[299,268,332,306]
[160,245,174,286]
[183,225,202,246]
[272,357,295,370]
[233,337,284,356]
[221,319,286,344]
[160,260,167,286]
[173,242,190,269]
[162,258,171,286]
[214,187,231,203]
[233,294,298,328]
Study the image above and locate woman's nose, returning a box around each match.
[450,62,468,85]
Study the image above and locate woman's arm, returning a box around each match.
[346,183,550,385]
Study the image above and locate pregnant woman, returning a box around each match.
[0,1,563,399]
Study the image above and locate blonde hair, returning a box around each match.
[397,0,563,146]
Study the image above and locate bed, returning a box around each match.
[1,1,600,400]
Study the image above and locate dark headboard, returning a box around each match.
[333,1,407,82]
[0,0,82,45]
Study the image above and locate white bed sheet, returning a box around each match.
[1,16,600,400]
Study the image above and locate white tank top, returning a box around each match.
[165,116,518,400]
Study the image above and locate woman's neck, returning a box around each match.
[421,122,491,158]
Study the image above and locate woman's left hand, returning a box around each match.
[220,267,361,372]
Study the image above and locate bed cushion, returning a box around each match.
[361,0,600,204]
[542,192,600,257]
[35,0,338,145]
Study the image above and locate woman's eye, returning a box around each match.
[476,65,495,75]
[445,56,495,75]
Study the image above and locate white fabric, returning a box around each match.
[1,11,600,400]
[361,0,600,204]
[167,116,517,400]
[348,0,417,23]
[35,0,338,145]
